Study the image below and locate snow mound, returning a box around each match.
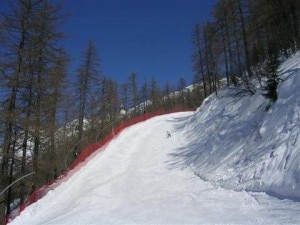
[173,53,300,200]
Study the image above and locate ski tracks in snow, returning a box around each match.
[9,112,300,225]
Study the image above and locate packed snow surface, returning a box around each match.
[9,113,300,224]
[9,54,300,224]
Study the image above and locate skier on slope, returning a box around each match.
[166,131,171,138]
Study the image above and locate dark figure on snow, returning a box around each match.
[166,131,171,138]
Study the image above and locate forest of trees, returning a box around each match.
[0,0,199,222]
[192,0,299,99]
[0,0,299,223]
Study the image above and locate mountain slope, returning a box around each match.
[9,111,300,224]
[174,53,300,200]
[8,54,300,224]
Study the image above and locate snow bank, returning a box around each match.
[174,53,300,200]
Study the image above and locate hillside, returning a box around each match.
[8,54,300,224]
[176,53,300,201]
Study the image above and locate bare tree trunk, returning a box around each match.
[195,25,207,98]
[234,35,243,76]
[19,69,34,205]
[203,26,212,95]
[224,14,235,84]
[6,130,17,217]
[221,25,230,86]
[76,40,99,150]
[238,0,252,77]
[32,75,41,189]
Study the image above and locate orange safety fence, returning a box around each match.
[3,108,193,224]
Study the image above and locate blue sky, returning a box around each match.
[62,0,217,86]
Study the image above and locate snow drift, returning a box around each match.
[173,53,300,200]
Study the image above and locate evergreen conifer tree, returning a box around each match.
[262,52,280,103]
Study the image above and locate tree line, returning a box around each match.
[192,0,299,99]
[0,0,200,221]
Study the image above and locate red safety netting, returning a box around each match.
[3,108,193,224]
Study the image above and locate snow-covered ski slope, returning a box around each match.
[9,114,300,224]
[9,54,300,224]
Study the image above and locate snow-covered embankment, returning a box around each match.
[175,53,300,200]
